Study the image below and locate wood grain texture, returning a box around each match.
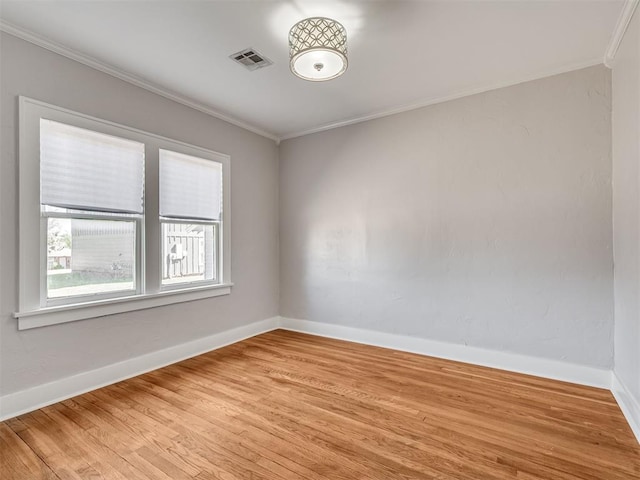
[2,330,639,479]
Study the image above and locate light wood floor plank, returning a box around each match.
[2,330,639,479]
[0,421,60,480]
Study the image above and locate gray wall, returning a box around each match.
[613,8,640,402]
[280,66,613,368]
[0,31,618,399]
[0,33,279,395]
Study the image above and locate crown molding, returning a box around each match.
[604,0,640,68]
[0,20,279,142]
[279,57,604,141]
[0,19,612,144]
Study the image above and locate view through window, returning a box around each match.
[47,217,136,298]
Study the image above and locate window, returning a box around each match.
[40,120,144,303]
[159,149,222,288]
[16,97,231,330]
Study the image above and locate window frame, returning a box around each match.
[16,97,232,330]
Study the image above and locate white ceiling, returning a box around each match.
[0,1,625,140]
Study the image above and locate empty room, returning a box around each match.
[1,0,639,478]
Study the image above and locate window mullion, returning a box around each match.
[144,144,160,296]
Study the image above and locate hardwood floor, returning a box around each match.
[1,330,639,479]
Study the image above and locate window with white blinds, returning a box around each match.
[17,97,231,329]
[159,149,222,288]
[39,120,144,302]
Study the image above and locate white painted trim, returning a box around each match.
[15,284,233,331]
[0,317,279,421]
[279,317,612,389]
[611,372,640,443]
[0,20,279,142]
[3,316,637,445]
[279,58,604,140]
[604,0,640,68]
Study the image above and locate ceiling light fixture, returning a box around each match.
[289,17,348,82]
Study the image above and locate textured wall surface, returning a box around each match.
[280,66,613,368]
[613,8,640,401]
[0,33,279,394]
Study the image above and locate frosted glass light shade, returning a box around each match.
[289,17,347,81]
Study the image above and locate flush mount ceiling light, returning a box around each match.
[289,17,348,82]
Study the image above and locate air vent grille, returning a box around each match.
[229,48,273,71]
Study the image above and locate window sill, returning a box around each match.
[14,283,233,330]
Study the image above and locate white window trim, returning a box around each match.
[16,97,232,330]
[14,283,233,331]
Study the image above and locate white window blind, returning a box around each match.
[159,149,222,221]
[40,119,145,214]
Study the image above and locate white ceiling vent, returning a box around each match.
[230,48,273,71]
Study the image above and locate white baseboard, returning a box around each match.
[279,317,612,389]
[3,315,631,444]
[611,372,640,444]
[0,316,279,421]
